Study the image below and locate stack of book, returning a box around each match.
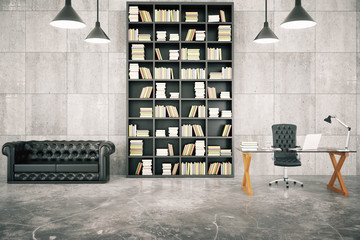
[207,48,222,60]
[181,162,206,175]
[155,48,163,60]
[185,12,198,22]
[220,10,226,22]
[155,9,179,22]
[172,163,179,175]
[209,108,219,117]
[240,142,259,151]
[182,124,192,137]
[194,82,205,98]
[208,162,221,175]
[140,107,152,118]
[156,82,166,98]
[207,87,217,98]
[139,10,152,22]
[129,63,139,79]
[168,127,179,137]
[131,44,145,60]
[169,50,179,60]
[168,144,174,156]
[169,33,179,41]
[198,105,206,118]
[136,130,150,137]
[138,34,151,41]
[166,105,179,118]
[181,68,206,79]
[156,31,167,41]
[209,72,222,79]
[129,6,139,22]
[162,163,172,175]
[139,67,152,79]
[156,148,168,156]
[222,67,232,79]
[128,124,137,137]
[170,92,179,99]
[188,49,200,60]
[128,28,138,41]
[139,86,153,99]
[155,105,166,118]
[220,91,230,99]
[142,159,152,175]
[221,124,232,137]
[208,15,220,22]
[221,110,232,118]
[218,25,231,41]
[185,29,196,41]
[155,67,174,79]
[221,149,232,156]
[193,125,204,136]
[195,140,205,156]
[155,129,166,137]
[130,140,143,156]
[208,145,221,156]
[182,143,195,156]
[221,162,232,175]
[195,30,206,41]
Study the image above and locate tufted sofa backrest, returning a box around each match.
[15,141,102,164]
[272,124,297,149]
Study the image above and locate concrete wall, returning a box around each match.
[0,0,359,177]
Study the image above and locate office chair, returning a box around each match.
[269,124,304,188]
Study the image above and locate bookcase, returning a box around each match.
[127,2,233,177]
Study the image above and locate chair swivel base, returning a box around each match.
[269,178,304,188]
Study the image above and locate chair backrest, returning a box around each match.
[272,124,297,149]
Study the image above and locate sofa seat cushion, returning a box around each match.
[14,164,55,172]
[56,164,98,173]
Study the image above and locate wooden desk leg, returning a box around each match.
[327,152,349,196]
[242,153,253,196]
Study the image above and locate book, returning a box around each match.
[166,105,179,118]
[128,124,137,137]
[142,159,152,175]
[208,108,219,118]
[140,107,152,118]
[185,29,196,41]
[130,140,143,156]
[198,105,206,118]
[240,142,259,151]
[128,28,138,41]
[220,10,226,22]
[168,127,179,137]
[195,30,205,41]
[156,148,168,156]
[155,9,180,22]
[192,125,204,137]
[208,15,219,22]
[207,87,217,99]
[195,140,205,156]
[207,48,222,60]
[155,67,174,79]
[221,110,232,118]
[182,143,195,156]
[139,67,152,79]
[155,129,166,137]
[139,10,152,22]
[181,162,205,175]
[156,31,167,41]
[172,163,179,175]
[208,145,221,156]
[129,63,139,79]
[181,68,206,79]
[220,91,230,99]
[185,12,198,22]
[155,105,166,118]
[136,130,149,137]
[218,25,231,41]
[131,44,145,60]
[138,34,151,41]
[156,82,166,98]
[169,50,179,60]
[129,6,139,22]
[182,124,192,137]
[188,105,198,118]
[162,163,172,175]
[135,162,143,175]
[168,143,174,156]
[139,86,153,98]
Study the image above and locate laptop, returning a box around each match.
[302,134,322,150]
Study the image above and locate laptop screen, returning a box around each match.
[302,134,322,150]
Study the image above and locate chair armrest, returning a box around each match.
[100,141,116,156]
[2,142,24,182]
[98,141,116,182]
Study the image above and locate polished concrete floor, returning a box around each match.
[0,176,359,240]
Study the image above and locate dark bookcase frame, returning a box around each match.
[126,2,234,178]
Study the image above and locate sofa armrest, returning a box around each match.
[2,142,24,182]
[98,141,116,182]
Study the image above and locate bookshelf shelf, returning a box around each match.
[127,2,233,177]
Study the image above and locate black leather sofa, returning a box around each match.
[2,140,115,183]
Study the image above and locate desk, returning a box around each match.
[236,148,356,196]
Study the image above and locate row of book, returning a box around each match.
[208,161,232,175]
[209,67,232,79]
[139,10,152,22]
[154,105,179,118]
[130,140,143,156]
[128,29,151,41]
[184,29,206,41]
[207,48,222,60]
[181,48,200,60]
[139,86,153,98]
[154,67,174,79]
[181,68,206,79]
[140,67,153,79]
[155,9,180,22]
[188,105,206,118]
[181,124,205,137]
[131,44,145,60]
[134,159,152,175]
[155,48,179,60]
[181,162,206,175]
[129,124,150,137]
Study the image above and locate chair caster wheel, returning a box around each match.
[286,185,289,189]
[275,181,278,184]
[269,183,271,186]
[294,182,296,185]
[286,182,289,185]
[301,184,304,187]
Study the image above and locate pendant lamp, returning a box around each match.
[254,0,279,44]
[85,0,110,43]
[50,0,86,29]
[281,0,316,29]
